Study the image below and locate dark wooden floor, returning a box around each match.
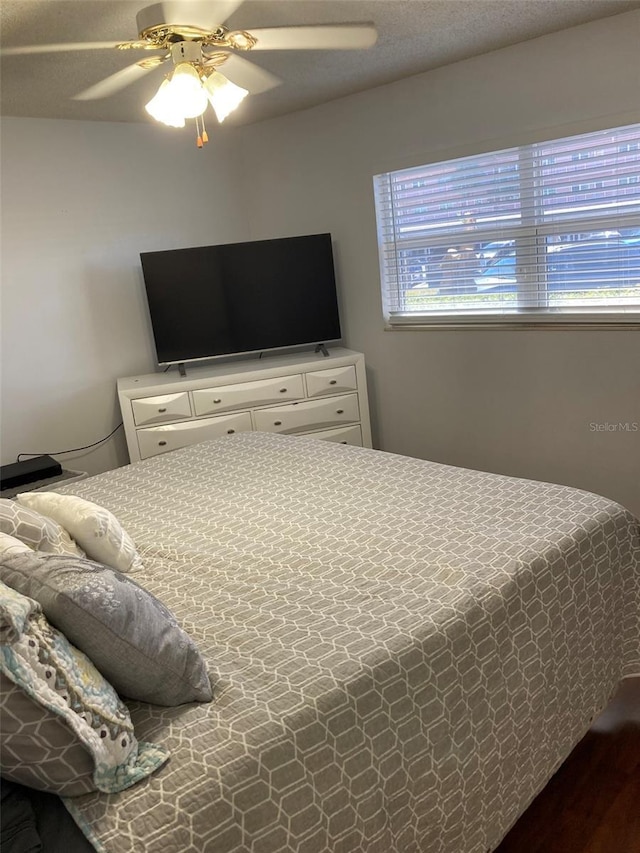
[496,677,640,853]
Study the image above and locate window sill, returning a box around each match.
[385,312,640,330]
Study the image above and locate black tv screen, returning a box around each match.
[140,233,342,365]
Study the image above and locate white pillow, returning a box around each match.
[16,493,143,573]
[0,498,83,558]
[0,531,34,559]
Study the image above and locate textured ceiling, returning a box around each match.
[2,0,639,126]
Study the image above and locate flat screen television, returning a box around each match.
[140,233,342,366]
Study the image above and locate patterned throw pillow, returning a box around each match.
[0,582,170,796]
[0,551,213,706]
[0,671,96,797]
[0,499,83,557]
[0,532,33,559]
[16,493,142,573]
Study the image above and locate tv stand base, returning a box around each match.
[315,343,330,358]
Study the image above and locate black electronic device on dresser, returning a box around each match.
[140,233,342,367]
[0,455,62,491]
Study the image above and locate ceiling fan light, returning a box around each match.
[164,62,208,118]
[144,79,185,127]
[203,70,248,123]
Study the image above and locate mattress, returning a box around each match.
[56,432,639,853]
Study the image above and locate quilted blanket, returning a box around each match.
[58,432,640,853]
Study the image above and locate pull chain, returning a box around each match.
[195,115,203,148]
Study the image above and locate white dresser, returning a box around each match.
[117,348,372,463]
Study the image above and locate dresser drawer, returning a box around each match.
[193,374,304,416]
[309,424,363,446]
[132,392,192,427]
[305,365,357,398]
[137,412,252,459]
[253,393,360,435]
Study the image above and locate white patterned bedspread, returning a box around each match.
[60,432,640,853]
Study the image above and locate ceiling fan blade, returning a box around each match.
[214,53,281,94]
[0,42,123,57]
[249,24,378,51]
[73,62,157,101]
[137,1,245,33]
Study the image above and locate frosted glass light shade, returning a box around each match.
[145,79,186,127]
[145,63,208,126]
[203,71,248,123]
[166,63,208,118]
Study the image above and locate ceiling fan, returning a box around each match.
[2,1,378,144]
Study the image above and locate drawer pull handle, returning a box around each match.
[158,440,167,446]
[213,398,222,404]
[336,409,344,414]
[158,407,167,413]
[227,429,235,435]
[329,380,337,385]
[274,420,282,426]
[279,388,287,393]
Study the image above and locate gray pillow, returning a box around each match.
[0,551,213,707]
[0,671,96,796]
[0,498,83,557]
[0,581,170,796]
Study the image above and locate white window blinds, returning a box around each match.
[374,123,640,324]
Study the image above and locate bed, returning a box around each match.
[5,432,640,852]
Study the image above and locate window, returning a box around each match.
[374,123,640,326]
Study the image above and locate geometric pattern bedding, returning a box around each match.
[56,432,640,853]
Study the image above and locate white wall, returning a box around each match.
[0,117,248,474]
[237,11,640,516]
